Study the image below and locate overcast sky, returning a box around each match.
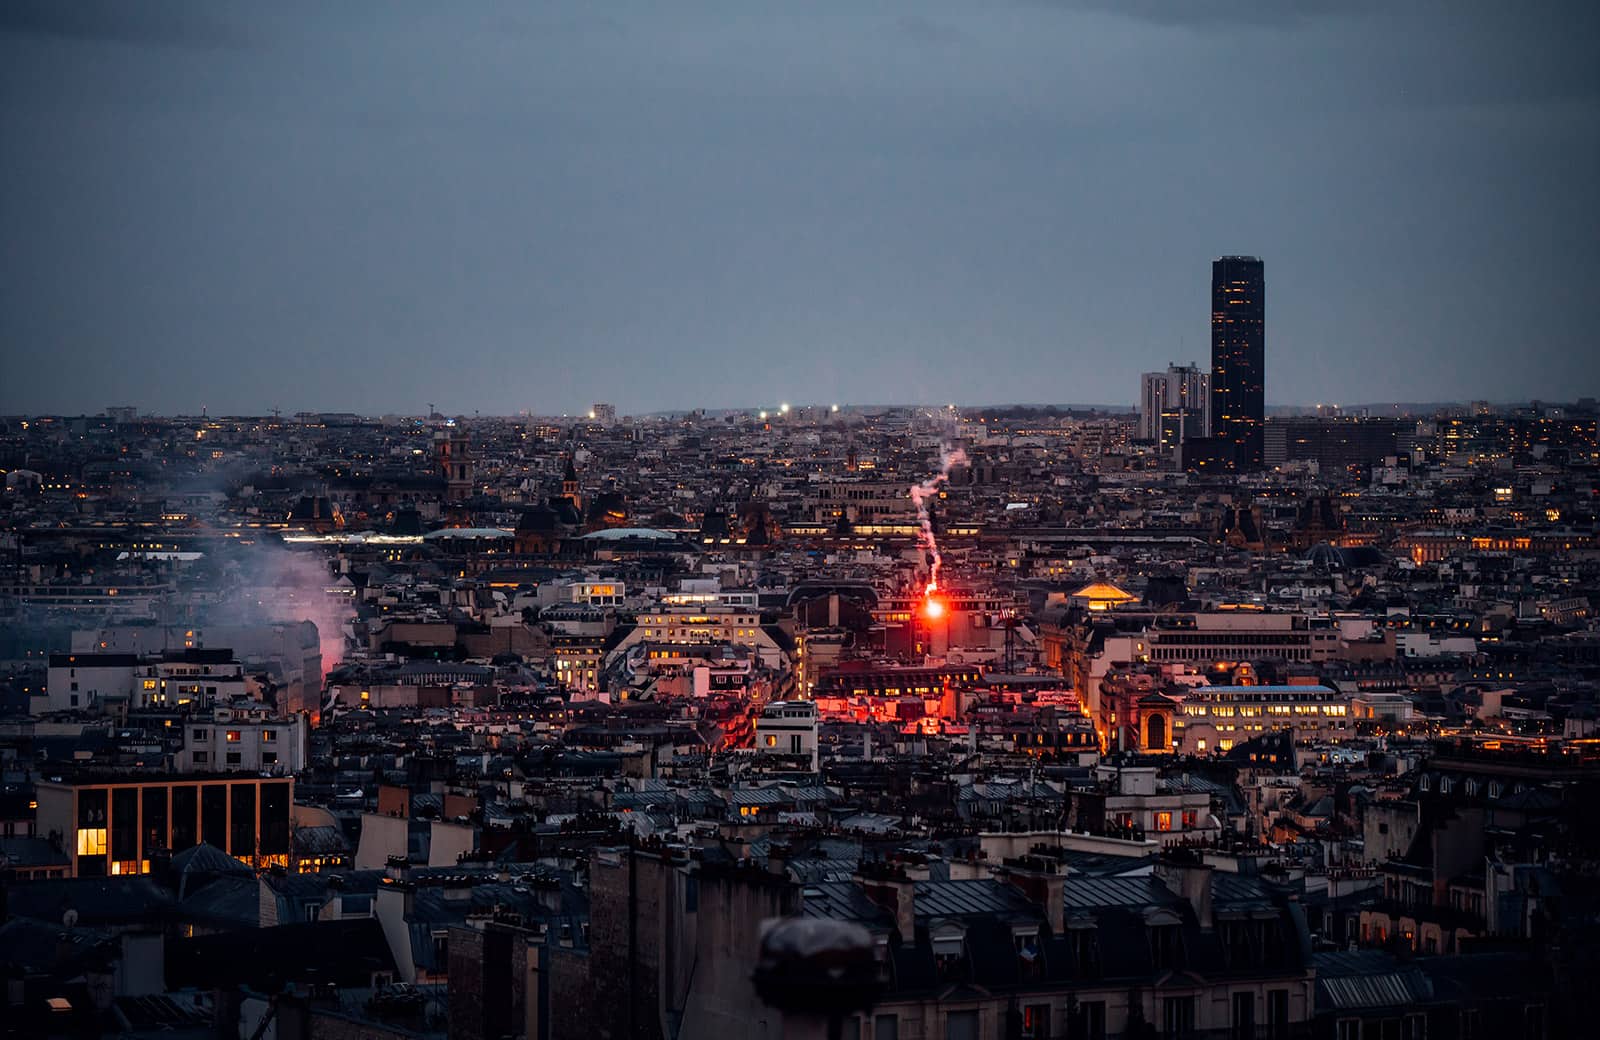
[3,1,1597,416]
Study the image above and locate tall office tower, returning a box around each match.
[1138,364,1210,452]
[1210,256,1265,469]
[1138,372,1165,442]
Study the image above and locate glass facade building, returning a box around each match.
[1210,256,1265,469]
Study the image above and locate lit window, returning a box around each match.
[226,731,242,743]
[1156,812,1173,832]
[77,828,107,857]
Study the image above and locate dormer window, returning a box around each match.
[1144,909,1184,971]
[1066,918,1100,977]
[1013,926,1042,978]
[930,923,967,980]
[1222,918,1256,965]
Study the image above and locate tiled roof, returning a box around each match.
[912,879,1036,920]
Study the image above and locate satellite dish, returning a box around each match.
[62,909,79,929]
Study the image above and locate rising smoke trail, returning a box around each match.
[909,445,967,596]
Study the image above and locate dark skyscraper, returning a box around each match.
[1210,256,1265,469]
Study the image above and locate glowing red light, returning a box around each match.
[924,597,945,619]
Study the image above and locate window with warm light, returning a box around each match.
[226,730,242,743]
[77,828,107,857]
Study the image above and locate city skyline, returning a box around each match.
[4,5,1600,1038]
[8,394,1595,423]
[5,1,1599,415]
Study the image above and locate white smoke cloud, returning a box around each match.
[221,544,348,680]
[909,445,967,594]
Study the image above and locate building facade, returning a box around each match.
[1173,684,1353,755]
[1210,256,1266,469]
[1138,363,1211,451]
[179,702,308,775]
[34,773,294,876]
[45,648,247,714]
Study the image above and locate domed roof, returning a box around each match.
[1070,582,1137,604]
[579,527,676,541]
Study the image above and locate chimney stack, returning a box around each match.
[854,864,916,941]
[767,842,790,879]
[1153,852,1213,930]
[998,854,1065,931]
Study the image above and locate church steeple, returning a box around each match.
[561,455,582,512]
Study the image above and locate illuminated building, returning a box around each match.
[1067,582,1138,612]
[1210,255,1265,469]
[1040,611,1340,724]
[874,586,1024,662]
[179,702,308,774]
[755,700,819,765]
[611,607,788,671]
[45,648,246,714]
[1397,528,1594,564]
[1096,671,1177,753]
[1172,684,1352,755]
[805,479,923,523]
[1085,765,1221,843]
[1138,363,1210,452]
[812,664,979,724]
[550,633,606,693]
[1262,417,1417,471]
[35,772,293,877]
[566,580,625,607]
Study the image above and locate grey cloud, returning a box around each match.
[0,0,246,50]
[1029,0,1386,29]
[1,0,1596,414]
